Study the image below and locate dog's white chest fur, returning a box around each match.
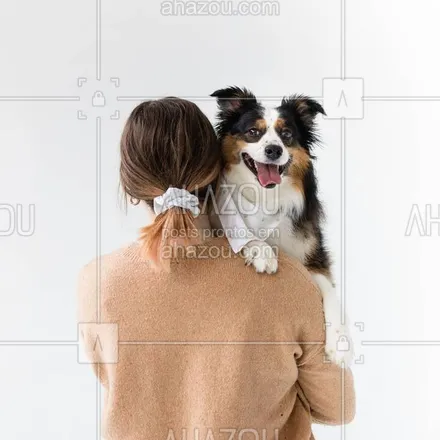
[240,202,281,240]
[267,215,316,263]
[220,168,315,266]
[229,184,314,264]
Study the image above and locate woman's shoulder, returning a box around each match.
[277,252,322,297]
[78,241,149,285]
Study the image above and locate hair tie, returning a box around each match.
[153,187,200,217]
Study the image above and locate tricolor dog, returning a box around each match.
[211,86,353,365]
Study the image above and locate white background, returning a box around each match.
[0,0,439,439]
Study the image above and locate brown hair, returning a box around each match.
[120,98,221,269]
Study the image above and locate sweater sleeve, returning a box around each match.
[297,345,356,425]
[282,258,356,425]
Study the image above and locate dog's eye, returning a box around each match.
[247,128,261,137]
[281,129,293,139]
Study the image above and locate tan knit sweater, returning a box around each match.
[77,237,355,440]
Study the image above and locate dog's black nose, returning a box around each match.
[265,145,283,160]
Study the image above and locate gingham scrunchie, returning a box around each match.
[153,187,200,217]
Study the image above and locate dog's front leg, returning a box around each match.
[311,272,354,367]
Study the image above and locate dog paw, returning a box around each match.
[242,241,278,274]
[324,323,354,367]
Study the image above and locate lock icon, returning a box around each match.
[337,335,350,352]
[92,91,106,107]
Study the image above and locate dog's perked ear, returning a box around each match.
[210,86,257,114]
[281,95,326,127]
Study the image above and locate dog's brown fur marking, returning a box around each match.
[222,135,246,169]
[274,118,286,131]
[287,145,311,194]
[254,119,267,131]
[301,222,333,281]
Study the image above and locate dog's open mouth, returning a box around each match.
[242,153,287,188]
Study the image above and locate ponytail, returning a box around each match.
[140,188,202,270]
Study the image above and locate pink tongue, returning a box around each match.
[256,162,281,187]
